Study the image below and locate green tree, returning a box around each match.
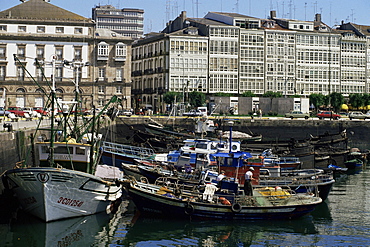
[363,93,370,107]
[163,91,182,105]
[309,93,325,111]
[328,92,344,112]
[188,91,206,107]
[262,91,282,97]
[241,91,256,97]
[214,92,233,97]
[348,93,364,110]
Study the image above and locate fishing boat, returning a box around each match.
[344,158,363,169]
[121,178,322,220]
[211,152,334,201]
[2,56,123,222]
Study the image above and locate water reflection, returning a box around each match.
[0,200,134,247]
[0,165,369,246]
[311,201,332,221]
[116,210,317,247]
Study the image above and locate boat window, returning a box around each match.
[217,144,226,149]
[260,169,270,176]
[76,147,86,155]
[41,145,49,153]
[196,143,207,149]
[54,146,73,154]
[232,145,238,150]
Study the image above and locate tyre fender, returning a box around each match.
[184,202,195,215]
[231,203,242,213]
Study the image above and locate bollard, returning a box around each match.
[3,123,13,132]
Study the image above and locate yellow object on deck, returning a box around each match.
[256,187,291,198]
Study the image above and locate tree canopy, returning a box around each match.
[188,91,206,107]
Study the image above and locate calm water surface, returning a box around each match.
[1,166,369,247]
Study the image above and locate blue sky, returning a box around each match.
[1,0,369,33]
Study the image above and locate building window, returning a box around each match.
[0,65,5,80]
[36,46,44,60]
[98,86,105,93]
[56,27,64,33]
[18,26,26,32]
[98,98,105,106]
[116,86,122,94]
[74,47,82,60]
[36,67,44,81]
[116,68,123,81]
[74,28,83,34]
[55,67,63,81]
[0,25,6,31]
[0,45,6,59]
[115,43,126,57]
[98,42,109,56]
[55,46,63,60]
[17,45,26,59]
[17,66,25,81]
[98,68,106,81]
[37,26,45,33]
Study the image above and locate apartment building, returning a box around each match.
[132,12,208,113]
[92,5,144,39]
[131,10,370,113]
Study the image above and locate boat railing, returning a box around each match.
[102,141,156,159]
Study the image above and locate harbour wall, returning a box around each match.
[114,117,370,151]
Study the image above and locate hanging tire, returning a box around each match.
[184,202,195,215]
[231,203,242,213]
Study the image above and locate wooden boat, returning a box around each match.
[344,158,363,169]
[211,152,335,201]
[2,56,122,222]
[258,168,335,201]
[121,178,322,220]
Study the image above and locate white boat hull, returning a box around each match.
[4,167,122,222]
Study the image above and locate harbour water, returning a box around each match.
[0,166,369,246]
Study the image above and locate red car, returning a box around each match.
[33,107,49,116]
[7,106,26,117]
[317,111,341,120]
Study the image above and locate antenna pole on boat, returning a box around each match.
[228,121,234,153]
[49,55,56,167]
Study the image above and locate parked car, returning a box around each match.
[284,111,310,119]
[317,111,341,120]
[348,111,369,120]
[119,109,132,117]
[183,109,204,117]
[22,107,38,117]
[7,106,26,117]
[33,107,49,116]
[0,107,10,116]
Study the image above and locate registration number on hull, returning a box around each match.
[57,197,84,207]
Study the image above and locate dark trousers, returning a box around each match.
[244,180,253,196]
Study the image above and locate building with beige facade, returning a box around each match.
[0,0,132,111]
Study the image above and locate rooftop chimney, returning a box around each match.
[270,10,276,19]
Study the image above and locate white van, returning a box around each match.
[197,107,208,116]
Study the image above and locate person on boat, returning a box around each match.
[216,170,226,182]
[244,167,256,196]
[184,164,192,178]
[216,170,226,188]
